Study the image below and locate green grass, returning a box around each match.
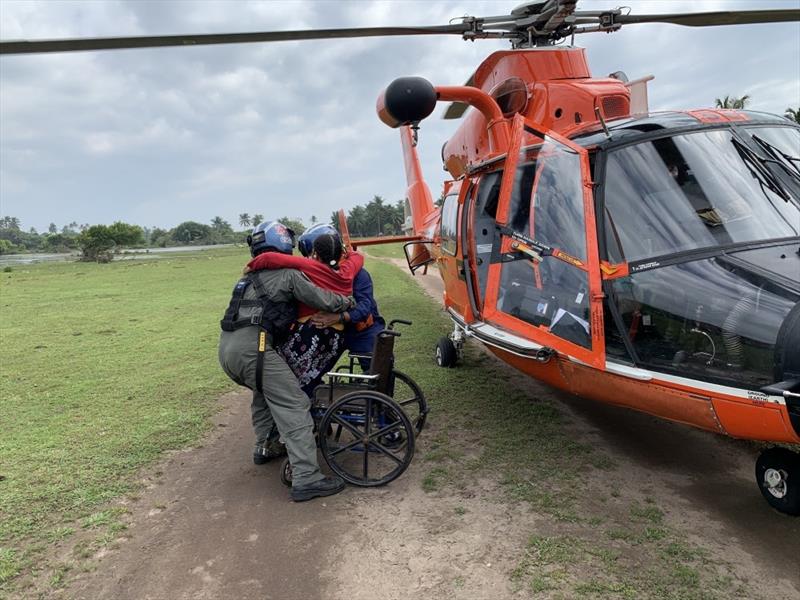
[0,247,246,593]
[357,242,405,260]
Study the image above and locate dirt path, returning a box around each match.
[51,262,800,600]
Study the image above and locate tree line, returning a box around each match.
[0,215,289,262]
[331,195,407,238]
[0,195,409,262]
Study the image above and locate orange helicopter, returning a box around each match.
[2,0,799,514]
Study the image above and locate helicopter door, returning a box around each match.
[466,170,503,313]
[483,116,605,368]
[436,189,471,318]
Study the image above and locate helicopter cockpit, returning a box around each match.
[467,115,800,389]
[599,122,800,389]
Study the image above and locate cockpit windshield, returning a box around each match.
[603,128,800,263]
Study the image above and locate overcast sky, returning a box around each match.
[1,0,799,233]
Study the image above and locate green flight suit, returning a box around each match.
[218,268,352,487]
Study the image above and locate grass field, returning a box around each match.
[0,248,245,591]
[1,246,754,598]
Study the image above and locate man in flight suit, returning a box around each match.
[218,221,354,502]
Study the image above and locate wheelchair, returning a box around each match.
[281,319,428,487]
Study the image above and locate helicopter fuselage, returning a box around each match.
[429,110,800,446]
[374,45,800,447]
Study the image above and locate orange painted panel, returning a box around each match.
[712,398,800,443]
[560,361,725,434]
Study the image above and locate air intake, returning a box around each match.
[597,95,630,119]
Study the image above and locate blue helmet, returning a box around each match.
[247,221,295,257]
[298,223,339,257]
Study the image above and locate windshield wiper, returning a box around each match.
[732,137,791,202]
[752,135,800,181]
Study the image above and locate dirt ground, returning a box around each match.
[46,263,800,600]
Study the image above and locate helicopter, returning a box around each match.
[2,1,799,515]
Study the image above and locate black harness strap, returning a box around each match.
[244,275,268,394]
[220,272,297,394]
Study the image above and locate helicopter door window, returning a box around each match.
[471,170,503,307]
[497,137,592,349]
[440,194,459,256]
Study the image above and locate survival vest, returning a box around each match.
[219,274,297,344]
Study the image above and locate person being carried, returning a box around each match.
[218,220,354,502]
[245,224,364,397]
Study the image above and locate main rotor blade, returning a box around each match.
[616,9,800,27]
[0,24,469,55]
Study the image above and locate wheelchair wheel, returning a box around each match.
[319,391,414,487]
[391,369,429,434]
[280,458,292,487]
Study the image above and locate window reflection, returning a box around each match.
[610,256,798,387]
[603,130,800,263]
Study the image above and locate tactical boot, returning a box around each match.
[290,475,346,502]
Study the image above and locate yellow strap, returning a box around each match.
[258,331,266,352]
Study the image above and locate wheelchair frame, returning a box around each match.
[281,319,428,487]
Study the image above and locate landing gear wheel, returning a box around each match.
[280,458,292,487]
[755,447,800,515]
[391,369,429,434]
[436,336,458,368]
[319,391,415,487]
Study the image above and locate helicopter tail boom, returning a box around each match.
[399,125,437,237]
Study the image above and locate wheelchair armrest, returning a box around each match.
[326,372,379,382]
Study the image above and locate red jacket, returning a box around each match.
[247,251,364,318]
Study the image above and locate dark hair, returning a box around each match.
[313,233,343,269]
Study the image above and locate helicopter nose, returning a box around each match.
[774,301,800,382]
[376,77,437,128]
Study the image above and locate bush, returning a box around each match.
[0,239,18,255]
[78,225,116,262]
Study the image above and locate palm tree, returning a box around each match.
[239,213,251,228]
[210,216,230,231]
[715,95,750,109]
[251,213,264,226]
[785,106,800,124]
[310,215,317,225]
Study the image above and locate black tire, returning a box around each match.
[436,336,457,368]
[391,369,429,434]
[280,458,292,487]
[319,391,415,487]
[755,447,800,516]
